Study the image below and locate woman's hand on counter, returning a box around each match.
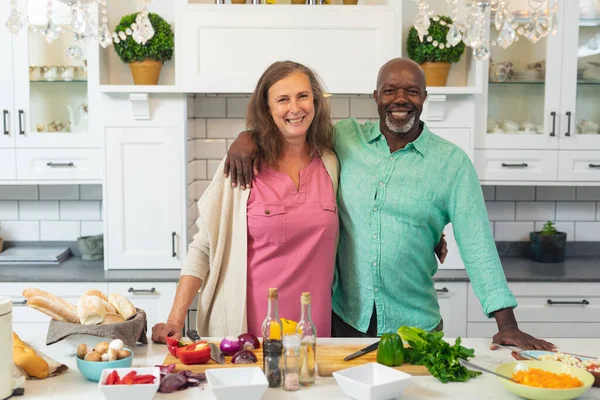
[491,326,556,351]
[152,322,183,344]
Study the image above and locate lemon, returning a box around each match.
[268,318,297,340]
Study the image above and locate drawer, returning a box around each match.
[16,149,103,180]
[0,149,16,179]
[558,151,600,181]
[468,283,600,323]
[467,322,600,339]
[474,150,558,181]
[0,282,107,323]
[436,282,467,338]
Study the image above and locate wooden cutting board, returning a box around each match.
[162,343,430,377]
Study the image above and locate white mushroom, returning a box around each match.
[108,339,124,351]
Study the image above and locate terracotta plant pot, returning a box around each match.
[420,62,451,87]
[129,60,163,85]
[231,0,246,4]
[343,0,358,4]
[0,238,3,253]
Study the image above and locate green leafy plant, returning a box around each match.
[113,13,174,64]
[407,16,465,65]
[540,221,558,236]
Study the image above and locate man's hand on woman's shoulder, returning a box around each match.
[224,130,260,190]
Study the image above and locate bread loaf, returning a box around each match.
[100,313,125,325]
[22,288,77,314]
[108,294,137,320]
[13,332,49,379]
[83,289,108,302]
[77,295,106,325]
[27,296,80,324]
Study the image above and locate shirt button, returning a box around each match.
[373,207,378,211]
[374,288,379,292]
[372,234,377,239]
[372,262,376,266]
[389,156,393,161]
[264,209,270,215]
[379,181,384,186]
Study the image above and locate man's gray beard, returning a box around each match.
[385,114,416,134]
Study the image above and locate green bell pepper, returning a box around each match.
[376,333,404,367]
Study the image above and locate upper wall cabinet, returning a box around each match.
[179,2,402,94]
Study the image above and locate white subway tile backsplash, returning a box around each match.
[0,221,40,240]
[0,201,18,220]
[188,140,196,162]
[0,185,38,200]
[207,160,222,179]
[186,95,195,117]
[80,185,102,200]
[575,222,600,241]
[39,185,79,200]
[195,139,227,159]
[494,222,534,241]
[328,97,350,118]
[481,186,495,201]
[194,119,207,138]
[60,201,101,221]
[556,201,596,221]
[207,119,246,139]
[195,160,207,180]
[534,221,575,241]
[187,118,195,141]
[81,221,103,237]
[516,202,555,221]
[350,98,378,118]
[485,202,515,221]
[193,180,212,199]
[40,221,80,241]
[194,97,226,118]
[187,162,195,184]
[495,186,535,201]
[577,187,600,201]
[535,186,576,201]
[227,97,250,118]
[19,201,59,220]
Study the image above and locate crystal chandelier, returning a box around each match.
[4,0,156,61]
[413,0,559,61]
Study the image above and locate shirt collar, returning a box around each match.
[368,121,431,157]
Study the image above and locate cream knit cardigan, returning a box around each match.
[181,151,339,337]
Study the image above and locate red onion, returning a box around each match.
[219,336,242,356]
[231,349,258,364]
[238,333,260,350]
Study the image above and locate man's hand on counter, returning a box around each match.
[490,307,556,351]
[152,322,183,344]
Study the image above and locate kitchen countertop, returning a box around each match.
[1,256,599,283]
[17,333,600,399]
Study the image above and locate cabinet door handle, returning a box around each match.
[549,111,556,137]
[172,232,177,257]
[435,287,449,293]
[13,299,27,306]
[46,162,74,168]
[2,110,8,135]
[501,163,528,168]
[565,111,572,137]
[18,109,24,135]
[547,299,589,305]
[128,287,157,294]
[589,164,600,169]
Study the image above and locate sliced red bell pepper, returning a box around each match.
[119,371,138,385]
[105,370,120,385]
[177,342,211,365]
[133,374,156,384]
[165,335,182,358]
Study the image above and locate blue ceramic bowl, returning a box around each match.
[76,348,134,382]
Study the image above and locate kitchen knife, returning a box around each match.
[186,329,225,364]
[344,341,379,361]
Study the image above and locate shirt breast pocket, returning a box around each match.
[247,203,286,243]
[320,201,339,240]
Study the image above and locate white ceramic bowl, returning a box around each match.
[98,367,160,400]
[333,363,413,400]
[205,367,268,400]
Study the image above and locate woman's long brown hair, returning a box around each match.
[246,61,334,168]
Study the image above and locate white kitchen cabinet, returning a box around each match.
[179,3,400,94]
[105,127,185,270]
[107,282,177,334]
[467,282,600,338]
[436,282,467,338]
[474,150,559,182]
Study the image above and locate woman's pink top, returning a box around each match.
[246,156,338,338]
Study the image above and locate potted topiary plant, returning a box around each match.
[113,12,174,85]
[530,221,567,263]
[406,15,465,87]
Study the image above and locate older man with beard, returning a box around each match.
[225,58,555,350]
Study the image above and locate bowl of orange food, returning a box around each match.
[496,360,594,400]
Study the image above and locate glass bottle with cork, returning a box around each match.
[297,292,316,386]
[262,288,283,388]
[282,334,301,391]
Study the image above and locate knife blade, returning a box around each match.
[344,341,379,361]
[186,330,225,364]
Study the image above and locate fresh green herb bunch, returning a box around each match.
[540,221,558,236]
[113,13,174,64]
[407,16,465,65]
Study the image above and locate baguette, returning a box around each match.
[83,289,108,302]
[99,299,116,314]
[108,294,137,320]
[100,313,125,325]
[27,296,80,324]
[13,332,49,379]
[77,295,106,325]
[22,288,77,314]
